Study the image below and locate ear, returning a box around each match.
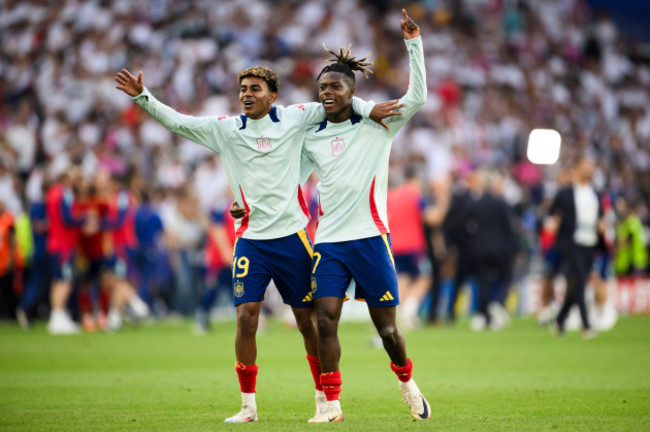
[268,92,279,104]
[349,87,356,98]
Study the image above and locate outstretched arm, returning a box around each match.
[114,69,223,153]
[384,9,427,136]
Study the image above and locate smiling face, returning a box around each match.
[239,76,278,120]
[318,71,355,123]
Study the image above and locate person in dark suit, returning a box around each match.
[442,173,477,324]
[548,157,603,339]
[465,170,518,330]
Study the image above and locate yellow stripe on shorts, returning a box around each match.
[231,238,239,278]
[381,234,395,268]
[298,229,314,258]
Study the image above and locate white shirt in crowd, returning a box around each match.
[573,183,599,247]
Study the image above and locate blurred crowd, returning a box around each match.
[1,0,649,331]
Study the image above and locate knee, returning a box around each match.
[378,324,400,344]
[316,314,338,339]
[237,309,259,335]
[294,310,317,335]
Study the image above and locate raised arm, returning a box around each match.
[114,69,223,152]
[385,9,427,136]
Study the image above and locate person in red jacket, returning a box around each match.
[45,168,86,334]
[104,175,150,330]
[387,166,430,330]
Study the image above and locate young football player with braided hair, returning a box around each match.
[301,9,430,422]
[114,59,402,422]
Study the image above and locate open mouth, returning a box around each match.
[243,101,255,107]
[322,99,335,108]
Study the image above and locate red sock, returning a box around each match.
[320,371,342,401]
[79,290,92,315]
[306,355,323,391]
[390,358,413,382]
[235,362,258,393]
[99,290,110,314]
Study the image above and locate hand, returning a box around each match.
[400,8,420,40]
[369,100,406,130]
[230,202,248,220]
[114,69,144,97]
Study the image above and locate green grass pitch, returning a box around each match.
[1,316,649,431]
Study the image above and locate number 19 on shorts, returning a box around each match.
[232,256,249,278]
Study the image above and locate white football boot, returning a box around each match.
[128,295,150,321]
[307,390,328,423]
[106,309,123,332]
[225,393,257,423]
[399,379,431,420]
[47,309,79,335]
[307,400,344,423]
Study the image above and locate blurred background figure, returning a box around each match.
[133,188,166,315]
[45,169,85,334]
[16,182,51,329]
[614,197,649,279]
[549,157,602,339]
[387,166,431,331]
[162,188,206,317]
[0,200,18,320]
[195,197,236,334]
[465,170,519,331]
[422,175,450,325]
[440,172,477,325]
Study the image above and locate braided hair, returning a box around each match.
[317,44,373,87]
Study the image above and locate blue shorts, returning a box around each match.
[312,235,399,308]
[49,252,75,282]
[103,255,128,279]
[544,247,563,275]
[394,252,428,277]
[593,251,610,279]
[76,255,128,284]
[232,229,314,308]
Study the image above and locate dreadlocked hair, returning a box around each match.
[237,66,279,93]
[317,43,373,85]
